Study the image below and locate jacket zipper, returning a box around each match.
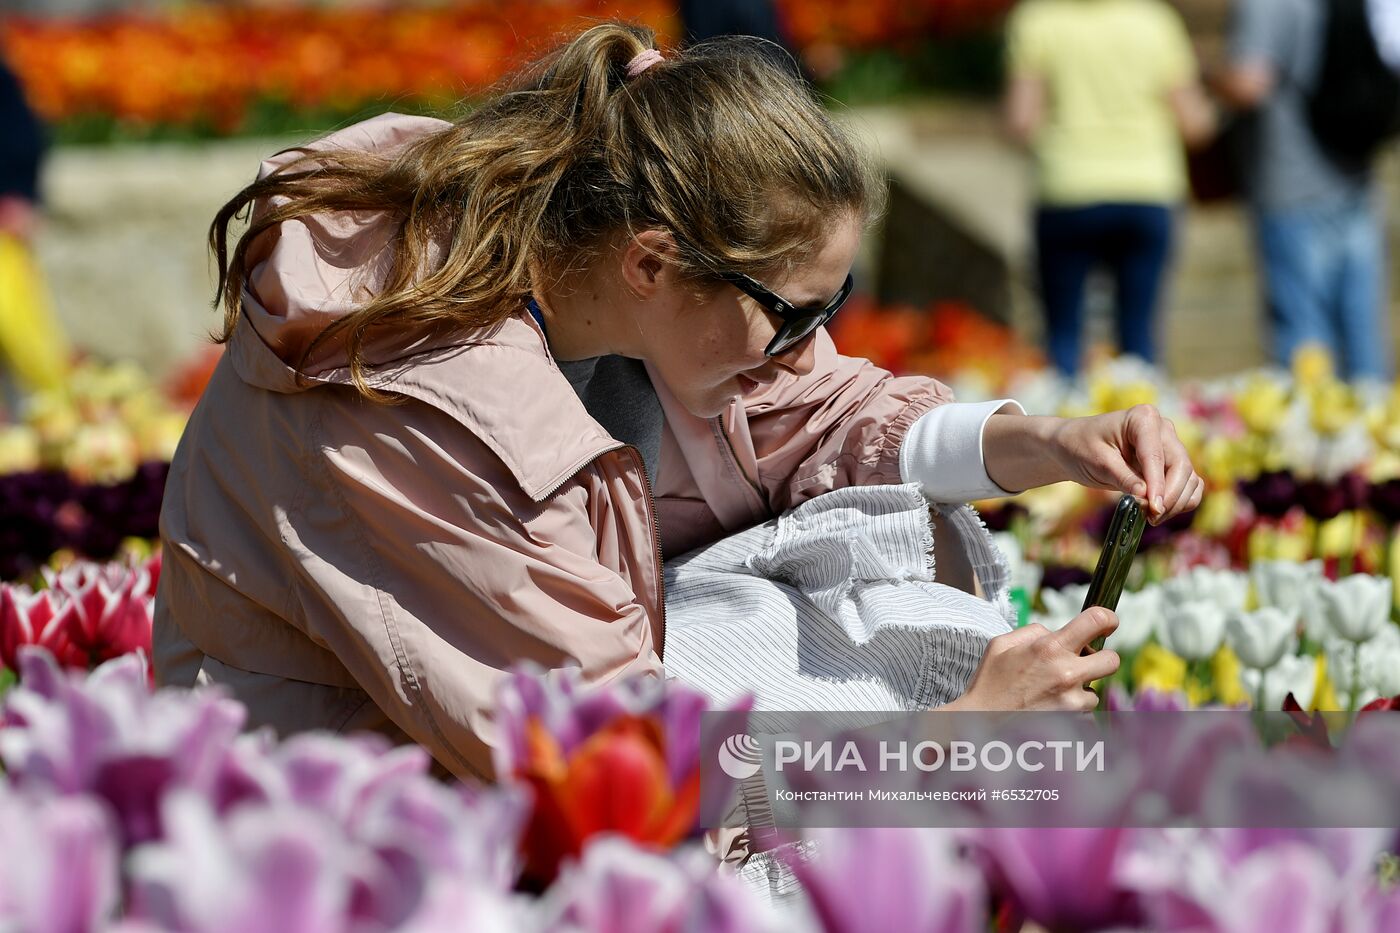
[619,444,667,645]
[712,415,766,512]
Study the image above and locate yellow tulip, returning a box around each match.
[0,425,41,474]
[62,422,139,486]
[1132,643,1187,696]
[1365,400,1400,452]
[1211,645,1250,707]
[1389,529,1400,613]
[1315,512,1363,559]
[1307,380,1359,436]
[1367,449,1400,483]
[1312,655,1341,712]
[1237,376,1290,435]
[1247,523,1313,563]
[134,411,189,463]
[1186,681,1213,707]
[1110,381,1159,413]
[1200,436,1242,487]
[1292,342,1335,388]
[1192,488,1241,538]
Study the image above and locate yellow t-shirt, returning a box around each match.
[1006,0,1196,205]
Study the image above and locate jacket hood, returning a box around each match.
[230,112,458,393]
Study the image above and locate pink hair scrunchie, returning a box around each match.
[625,49,664,78]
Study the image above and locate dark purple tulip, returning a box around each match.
[1238,471,1300,519]
[1338,472,1370,512]
[0,470,75,582]
[1297,479,1349,522]
[978,502,1028,534]
[1039,563,1093,592]
[1368,478,1400,524]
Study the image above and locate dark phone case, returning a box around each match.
[1081,495,1146,654]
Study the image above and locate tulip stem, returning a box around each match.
[1256,669,1266,712]
[1347,641,1361,715]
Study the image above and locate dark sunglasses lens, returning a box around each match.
[768,313,826,356]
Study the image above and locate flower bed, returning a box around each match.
[0,355,207,580]
[0,1,1014,142]
[0,649,1397,931]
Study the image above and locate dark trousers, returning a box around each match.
[1034,203,1175,376]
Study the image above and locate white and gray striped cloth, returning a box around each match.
[662,483,1015,906]
[663,483,1015,716]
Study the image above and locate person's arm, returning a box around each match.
[979,404,1203,525]
[1003,74,1047,148]
[1168,83,1219,150]
[1002,5,1047,147]
[297,393,664,781]
[1208,61,1276,110]
[1208,0,1283,111]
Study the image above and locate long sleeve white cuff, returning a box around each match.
[899,399,1026,503]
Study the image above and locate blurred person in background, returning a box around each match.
[1211,0,1398,383]
[1004,0,1216,379]
[0,52,69,412]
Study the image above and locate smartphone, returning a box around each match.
[1080,494,1146,654]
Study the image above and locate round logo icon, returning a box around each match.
[717,733,762,780]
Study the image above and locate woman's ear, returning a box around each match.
[618,228,679,298]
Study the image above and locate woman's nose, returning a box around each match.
[771,333,818,377]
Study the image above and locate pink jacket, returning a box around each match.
[153,114,961,780]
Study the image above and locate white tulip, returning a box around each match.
[1106,587,1161,654]
[1250,559,1323,613]
[1027,612,1067,633]
[1224,606,1299,671]
[1324,639,1383,708]
[1315,421,1374,483]
[1240,653,1317,711]
[991,532,1042,596]
[1158,600,1227,662]
[1315,574,1393,644]
[1038,584,1090,632]
[1162,567,1249,614]
[1361,624,1400,697]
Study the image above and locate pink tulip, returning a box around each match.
[540,836,781,933]
[0,786,120,933]
[0,556,158,675]
[794,828,986,933]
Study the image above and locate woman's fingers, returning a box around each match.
[1052,607,1119,656]
[1074,646,1121,684]
[1126,405,1167,518]
[1158,422,1194,517]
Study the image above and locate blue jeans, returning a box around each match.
[1034,203,1175,377]
[1254,191,1392,381]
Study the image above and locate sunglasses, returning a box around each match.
[718,270,856,357]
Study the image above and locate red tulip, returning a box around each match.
[493,665,719,888]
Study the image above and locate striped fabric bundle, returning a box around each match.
[663,483,1015,716]
[663,483,1016,905]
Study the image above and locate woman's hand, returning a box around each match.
[949,609,1121,712]
[983,404,1204,526]
[1047,405,1204,525]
